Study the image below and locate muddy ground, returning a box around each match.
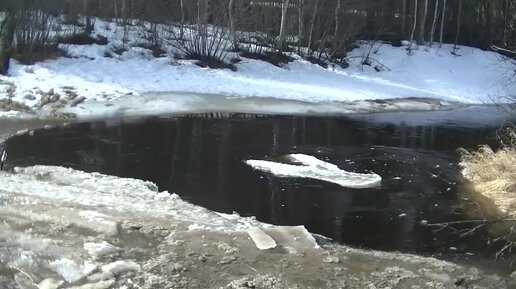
[0,190,513,289]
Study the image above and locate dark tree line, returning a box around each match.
[1,0,516,74]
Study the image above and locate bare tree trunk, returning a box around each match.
[0,12,15,76]
[429,0,439,46]
[334,0,342,41]
[409,0,418,53]
[278,0,290,52]
[114,0,118,19]
[417,0,428,44]
[98,0,103,17]
[297,0,305,53]
[401,0,407,36]
[452,0,462,54]
[131,0,135,20]
[179,0,185,39]
[197,0,209,55]
[308,0,319,51]
[122,0,127,23]
[84,0,93,34]
[439,0,446,47]
[180,0,185,24]
[228,0,238,50]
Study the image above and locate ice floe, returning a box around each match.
[245,154,382,188]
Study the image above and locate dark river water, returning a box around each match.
[4,108,516,264]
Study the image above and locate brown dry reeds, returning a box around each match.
[460,128,516,217]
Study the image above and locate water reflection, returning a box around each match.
[5,114,508,254]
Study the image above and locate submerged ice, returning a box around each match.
[245,154,382,188]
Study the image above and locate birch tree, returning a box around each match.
[278,0,290,52]
[228,0,238,50]
[417,0,428,44]
[439,0,446,47]
[334,0,343,41]
[308,0,319,51]
[429,0,439,46]
[452,0,462,54]
[401,0,407,36]
[297,0,304,52]
[0,11,15,75]
[409,0,418,53]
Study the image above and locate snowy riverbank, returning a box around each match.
[0,18,514,120]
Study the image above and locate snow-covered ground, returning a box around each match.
[0,19,514,120]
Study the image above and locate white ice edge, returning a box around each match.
[0,165,319,251]
[245,154,382,189]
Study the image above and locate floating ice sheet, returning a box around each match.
[245,154,381,188]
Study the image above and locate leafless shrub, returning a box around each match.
[166,1,234,70]
[14,9,56,55]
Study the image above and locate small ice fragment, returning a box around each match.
[49,258,86,283]
[392,176,401,180]
[101,260,140,275]
[78,278,116,289]
[188,223,207,231]
[84,241,120,258]
[398,213,407,218]
[322,256,340,263]
[38,278,64,289]
[247,227,277,250]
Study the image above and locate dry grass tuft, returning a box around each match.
[460,128,516,217]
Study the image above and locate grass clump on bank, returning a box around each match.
[460,128,516,217]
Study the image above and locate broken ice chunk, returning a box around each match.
[245,154,381,188]
[247,227,277,250]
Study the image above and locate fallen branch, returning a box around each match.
[490,45,516,58]
[496,225,516,260]
[347,56,392,71]
[422,218,516,227]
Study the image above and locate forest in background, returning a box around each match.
[0,0,515,74]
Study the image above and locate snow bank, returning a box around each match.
[246,154,382,188]
[0,165,266,232]
[0,18,514,119]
